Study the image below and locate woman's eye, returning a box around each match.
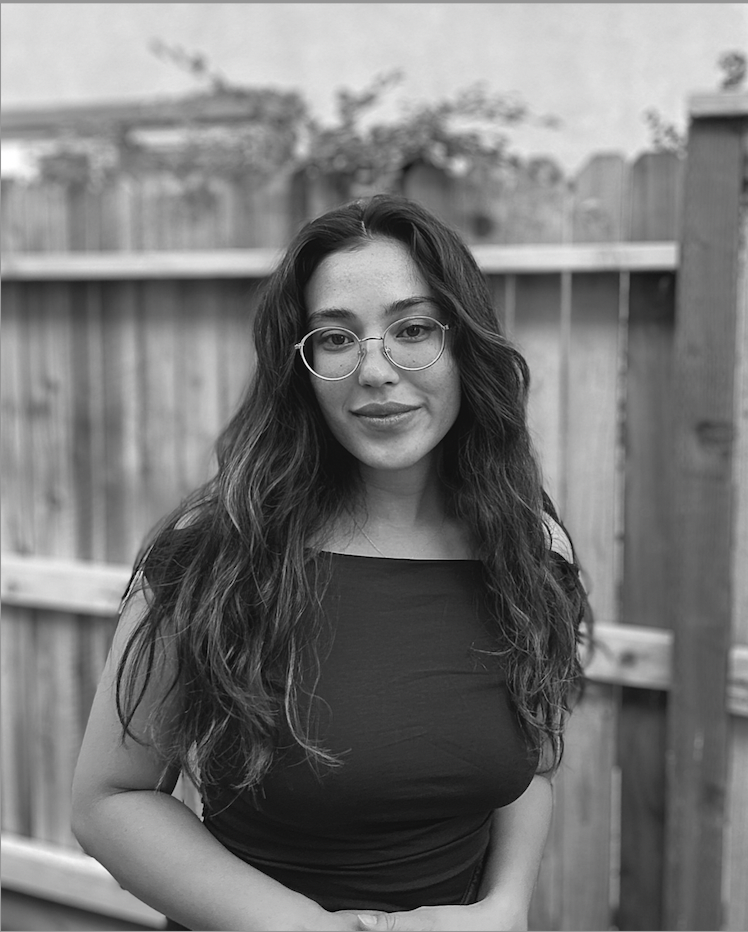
[318,330,355,350]
[396,321,434,340]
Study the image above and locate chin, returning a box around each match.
[349,440,438,474]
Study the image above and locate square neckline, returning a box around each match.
[320,550,480,564]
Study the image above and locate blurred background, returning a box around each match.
[1,4,747,930]
[2,3,746,174]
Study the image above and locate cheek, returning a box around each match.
[444,383,462,431]
[311,382,346,429]
[437,362,462,423]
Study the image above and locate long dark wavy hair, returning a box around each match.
[116,194,589,794]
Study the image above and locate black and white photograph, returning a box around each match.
[1,5,747,931]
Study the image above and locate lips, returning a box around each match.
[353,402,419,417]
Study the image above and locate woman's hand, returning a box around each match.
[348,900,528,931]
[314,909,373,930]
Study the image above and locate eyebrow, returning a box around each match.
[307,296,437,329]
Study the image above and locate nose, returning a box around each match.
[357,337,399,386]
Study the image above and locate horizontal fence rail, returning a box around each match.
[1,833,165,928]
[0,243,679,280]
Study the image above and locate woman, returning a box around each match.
[72,195,589,931]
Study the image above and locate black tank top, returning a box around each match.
[202,552,538,912]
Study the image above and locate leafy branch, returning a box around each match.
[302,70,561,185]
[641,49,747,159]
[641,108,687,158]
[36,43,562,189]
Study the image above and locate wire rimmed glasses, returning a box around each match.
[295,316,451,381]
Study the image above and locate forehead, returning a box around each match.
[304,238,430,316]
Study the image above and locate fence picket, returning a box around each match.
[81,282,110,559]
[665,114,743,931]
[617,271,676,930]
[513,273,565,930]
[629,152,684,242]
[0,180,27,252]
[217,281,258,426]
[140,281,182,521]
[512,274,564,506]
[490,168,569,245]
[724,176,748,932]
[0,606,34,837]
[176,280,222,494]
[25,283,76,556]
[572,153,630,243]
[102,280,145,564]
[1,285,30,554]
[238,170,295,248]
[558,271,622,928]
[30,612,80,848]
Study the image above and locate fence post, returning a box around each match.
[617,152,680,932]
[665,94,748,931]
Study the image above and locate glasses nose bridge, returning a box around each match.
[357,333,388,360]
[355,332,396,377]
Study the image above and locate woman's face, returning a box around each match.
[303,237,461,479]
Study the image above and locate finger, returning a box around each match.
[357,912,429,931]
[357,914,388,930]
[357,913,396,931]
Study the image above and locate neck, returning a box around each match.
[320,454,475,560]
[324,460,474,560]
[357,458,446,529]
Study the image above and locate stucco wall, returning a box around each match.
[1,2,746,172]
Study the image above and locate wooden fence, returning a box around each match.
[1,92,747,931]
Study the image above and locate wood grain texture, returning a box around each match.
[724,151,748,932]
[688,91,748,118]
[629,153,684,243]
[1,607,34,837]
[1,285,28,554]
[572,154,630,244]
[0,242,678,280]
[512,274,564,509]
[518,273,564,931]
[9,286,37,555]
[176,280,222,495]
[557,272,622,930]
[617,271,675,929]
[2,833,165,927]
[1,554,131,614]
[29,612,80,847]
[1,888,161,932]
[25,283,76,558]
[101,280,144,564]
[0,179,26,252]
[81,282,109,559]
[725,720,748,932]
[556,682,618,930]
[218,281,258,426]
[139,281,182,522]
[665,115,744,931]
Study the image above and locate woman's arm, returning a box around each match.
[72,588,358,932]
[355,777,552,931]
[474,775,553,925]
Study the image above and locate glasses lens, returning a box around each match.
[303,327,360,379]
[384,317,444,369]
